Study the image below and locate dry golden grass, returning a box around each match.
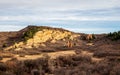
[0,50,76,62]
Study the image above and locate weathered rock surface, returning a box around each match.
[5,27,80,50]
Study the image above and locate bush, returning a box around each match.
[2,43,7,48]
[80,35,86,40]
[0,63,8,71]
[0,56,3,60]
[107,31,120,40]
[81,34,96,41]
[0,53,120,75]
[72,55,91,62]
[22,27,44,41]
[110,64,120,75]
[19,54,25,57]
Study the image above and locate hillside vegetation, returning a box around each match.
[107,31,120,40]
[0,26,120,75]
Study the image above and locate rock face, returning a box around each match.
[5,27,79,50]
[86,34,95,40]
[86,34,93,40]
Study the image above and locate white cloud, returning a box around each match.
[0,25,26,31]
[0,15,120,22]
[0,0,119,22]
[65,28,114,34]
[0,0,120,10]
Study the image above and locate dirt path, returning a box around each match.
[0,58,11,62]
[81,51,93,56]
[80,50,104,62]
[15,50,104,62]
[1,50,76,62]
[0,49,103,63]
[16,50,76,60]
[48,50,76,59]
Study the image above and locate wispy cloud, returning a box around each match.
[0,0,120,10]
[65,28,118,34]
[0,0,120,22]
[0,15,120,22]
[0,25,26,31]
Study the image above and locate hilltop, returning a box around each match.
[0,26,80,51]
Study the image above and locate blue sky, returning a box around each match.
[0,0,120,34]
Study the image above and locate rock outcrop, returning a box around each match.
[5,26,80,50]
[86,34,95,40]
